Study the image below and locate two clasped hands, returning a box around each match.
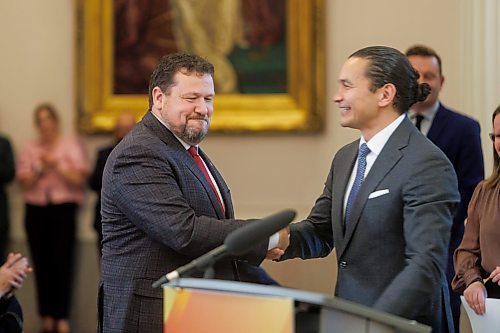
[463,266,500,315]
[266,227,290,260]
[0,253,32,299]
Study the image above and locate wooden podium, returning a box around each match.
[163,278,431,333]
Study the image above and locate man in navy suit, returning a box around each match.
[406,45,484,332]
[98,52,277,333]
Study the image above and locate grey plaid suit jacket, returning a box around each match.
[282,117,460,333]
[98,111,270,333]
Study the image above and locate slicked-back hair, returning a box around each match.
[349,46,430,114]
[483,105,500,189]
[405,45,443,76]
[148,52,215,109]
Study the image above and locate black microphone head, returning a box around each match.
[224,209,296,256]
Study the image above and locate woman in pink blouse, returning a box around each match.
[16,103,89,333]
[452,105,500,316]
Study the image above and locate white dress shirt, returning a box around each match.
[343,114,406,213]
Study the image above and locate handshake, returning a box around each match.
[266,227,290,261]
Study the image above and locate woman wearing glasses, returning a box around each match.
[452,105,500,316]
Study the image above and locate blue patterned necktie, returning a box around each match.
[344,143,370,225]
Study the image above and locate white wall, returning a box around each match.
[0,0,497,295]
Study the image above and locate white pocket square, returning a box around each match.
[368,189,389,199]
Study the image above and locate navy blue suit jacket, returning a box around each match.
[427,103,484,273]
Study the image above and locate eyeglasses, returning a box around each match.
[489,133,500,142]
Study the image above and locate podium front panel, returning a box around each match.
[164,286,294,333]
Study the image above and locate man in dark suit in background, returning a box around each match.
[269,46,460,332]
[406,45,484,332]
[89,113,136,257]
[98,52,277,333]
[0,135,15,260]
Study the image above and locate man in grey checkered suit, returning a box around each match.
[98,52,275,333]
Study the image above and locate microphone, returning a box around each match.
[152,209,296,288]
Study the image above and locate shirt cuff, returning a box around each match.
[268,232,279,250]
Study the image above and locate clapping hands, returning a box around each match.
[0,252,32,298]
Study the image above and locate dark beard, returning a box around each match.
[178,121,209,145]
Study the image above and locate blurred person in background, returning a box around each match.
[89,113,136,257]
[0,135,15,261]
[406,45,484,332]
[452,105,500,315]
[16,103,89,333]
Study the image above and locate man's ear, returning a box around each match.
[378,83,396,108]
[151,86,164,109]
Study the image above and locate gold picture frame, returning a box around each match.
[77,0,325,133]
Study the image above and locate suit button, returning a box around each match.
[339,261,347,269]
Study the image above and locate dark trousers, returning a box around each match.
[0,217,8,261]
[25,203,77,319]
[0,192,10,261]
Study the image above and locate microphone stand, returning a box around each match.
[203,266,215,279]
[152,245,227,288]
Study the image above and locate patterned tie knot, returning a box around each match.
[359,143,370,160]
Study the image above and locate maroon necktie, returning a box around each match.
[188,146,225,214]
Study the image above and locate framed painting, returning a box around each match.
[77,0,325,133]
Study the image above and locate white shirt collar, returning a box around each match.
[361,113,406,156]
[408,101,440,121]
[151,111,193,150]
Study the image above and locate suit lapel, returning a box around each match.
[141,112,227,219]
[339,118,411,258]
[426,104,447,142]
[332,142,358,243]
[199,149,232,218]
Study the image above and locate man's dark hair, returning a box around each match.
[405,45,443,76]
[350,46,430,114]
[148,52,215,109]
